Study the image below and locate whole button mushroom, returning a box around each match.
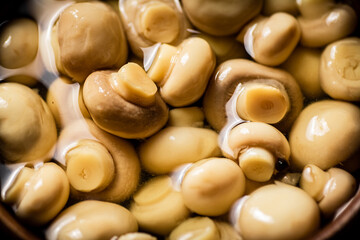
[139,126,221,174]
[130,175,191,236]
[119,0,190,57]
[237,12,301,66]
[147,37,215,107]
[289,100,360,171]
[181,0,263,36]
[2,163,69,226]
[0,18,38,69]
[181,158,246,216]
[56,119,141,203]
[83,63,168,139]
[320,37,360,101]
[224,122,290,182]
[300,164,357,217]
[53,1,128,83]
[203,59,303,133]
[297,0,357,47]
[0,82,57,163]
[46,200,138,240]
[234,183,320,240]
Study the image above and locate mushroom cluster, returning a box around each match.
[0,0,359,239]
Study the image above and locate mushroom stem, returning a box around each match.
[300,164,330,201]
[238,147,276,182]
[109,63,158,107]
[236,82,290,123]
[147,44,177,83]
[65,139,115,193]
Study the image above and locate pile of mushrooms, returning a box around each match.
[0,0,359,239]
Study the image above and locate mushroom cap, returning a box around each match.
[289,100,360,171]
[182,0,263,36]
[83,70,168,139]
[56,1,128,82]
[203,59,303,132]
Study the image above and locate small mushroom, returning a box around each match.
[83,63,168,139]
[46,200,138,240]
[181,0,263,36]
[234,183,320,240]
[262,0,298,16]
[147,37,215,107]
[0,82,57,163]
[130,175,191,236]
[300,164,357,217]
[297,0,357,47]
[139,126,221,174]
[181,158,246,216]
[237,12,301,66]
[224,122,290,182]
[320,37,360,101]
[0,18,38,69]
[56,119,141,203]
[203,59,303,132]
[281,46,325,99]
[289,100,360,171]
[2,162,69,226]
[119,0,190,57]
[53,1,128,82]
[167,106,205,128]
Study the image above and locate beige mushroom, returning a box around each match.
[147,37,215,107]
[3,163,69,226]
[167,106,205,128]
[53,1,128,82]
[119,0,190,57]
[289,100,360,171]
[130,175,191,236]
[181,0,262,36]
[0,82,57,163]
[203,59,303,133]
[83,63,168,139]
[235,183,320,240]
[297,0,357,47]
[262,0,298,16]
[56,119,141,203]
[237,12,301,66]
[0,18,38,69]
[320,37,360,101]
[139,126,221,174]
[46,200,138,240]
[281,46,325,99]
[224,122,290,182]
[300,164,357,217]
[181,158,246,216]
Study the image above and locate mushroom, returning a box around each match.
[83,63,168,139]
[203,59,303,132]
[281,46,325,100]
[46,76,90,128]
[262,0,298,16]
[234,183,320,240]
[167,106,205,128]
[296,0,357,47]
[237,12,301,66]
[53,1,128,83]
[320,37,360,101]
[181,0,263,36]
[181,157,246,216]
[117,233,157,240]
[4,75,38,87]
[119,0,190,57]
[2,162,69,226]
[300,164,356,217]
[130,175,191,236]
[56,119,141,203]
[224,122,290,182]
[139,126,221,174]
[289,100,360,171]
[147,37,215,107]
[46,200,138,240]
[0,18,38,69]
[0,82,57,163]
